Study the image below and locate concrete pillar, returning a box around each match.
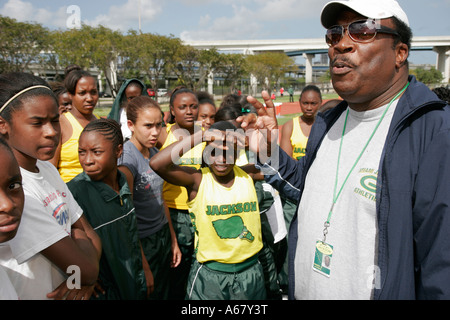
[303,53,314,84]
[435,46,450,83]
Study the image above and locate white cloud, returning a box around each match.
[179,0,212,4]
[0,0,162,32]
[83,0,162,32]
[179,0,326,41]
[256,0,324,20]
[180,4,257,41]
[0,0,67,27]
[0,0,34,21]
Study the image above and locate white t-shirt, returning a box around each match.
[294,101,397,300]
[0,265,18,300]
[120,107,132,140]
[0,160,83,300]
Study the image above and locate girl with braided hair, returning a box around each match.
[67,118,152,299]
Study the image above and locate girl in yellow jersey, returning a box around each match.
[280,85,322,160]
[151,121,266,300]
[156,86,205,299]
[196,91,216,130]
[49,65,99,182]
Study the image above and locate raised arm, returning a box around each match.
[149,129,203,193]
[237,91,279,163]
[238,91,303,201]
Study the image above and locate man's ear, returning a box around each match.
[395,42,409,68]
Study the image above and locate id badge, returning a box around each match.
[312,240,334,277]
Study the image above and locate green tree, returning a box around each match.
[411,67,443,84]
[319,69,331,83]
[89,25,125,97]
[0,16,51,73]
[173,44,199,90]
[175,47,227,92]
[124,31,183,100]
[221,53,248,94]
[245,52,296,92]
[52,24,126,97]
[196,48,225,92]
[51,27,94,71]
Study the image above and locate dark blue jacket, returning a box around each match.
[262,76,450,299]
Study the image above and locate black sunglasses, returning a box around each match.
[326,19,399,47]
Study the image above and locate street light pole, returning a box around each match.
[138,0,142,33]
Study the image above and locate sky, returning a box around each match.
[0,0,449,65]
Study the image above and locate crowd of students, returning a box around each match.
[0,65,328,300]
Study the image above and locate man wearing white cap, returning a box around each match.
[240,0,450,299]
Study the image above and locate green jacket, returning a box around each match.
[107,78,148,123]
[68,170,147,300]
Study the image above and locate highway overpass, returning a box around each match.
[185,36,450,84]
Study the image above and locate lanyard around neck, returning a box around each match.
[322,82,410,243]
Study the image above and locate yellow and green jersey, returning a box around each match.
[291,116,309,160]
[187,166,263,264]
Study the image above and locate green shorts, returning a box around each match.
[140,223,171,300]
[186,257,267,300]
[168,207,195,300]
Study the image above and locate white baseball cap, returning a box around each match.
[320,0,409,28]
